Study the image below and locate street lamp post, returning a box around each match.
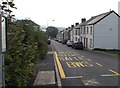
[46,19,55,28]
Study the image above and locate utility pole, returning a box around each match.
[0,3,6,87]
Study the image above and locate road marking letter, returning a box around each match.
[96,63,102,66]
[66,61,93,68]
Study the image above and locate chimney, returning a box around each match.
[75,23,79,26]
[71,25,74,28]
[81,18,86,23]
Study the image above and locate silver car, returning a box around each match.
[66,40,73,46]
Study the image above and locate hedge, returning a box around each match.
[5,20,48,87]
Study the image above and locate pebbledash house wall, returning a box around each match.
[94,12,119,49]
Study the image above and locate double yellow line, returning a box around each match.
[54,51,120,78]
[54,51,83,79]
[54,51,66,78]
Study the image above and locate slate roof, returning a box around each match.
[75,10,119,29]
[87,11,111,25]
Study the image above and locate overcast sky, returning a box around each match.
[12,0,119,27]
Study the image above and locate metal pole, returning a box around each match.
[0,10,3,88]
[0,7,6,88]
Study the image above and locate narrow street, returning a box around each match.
[52,40,119,86]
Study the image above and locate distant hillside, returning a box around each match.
[56,27,65,31]
[40,25,65,32]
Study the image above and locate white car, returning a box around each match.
[66,40,73,46]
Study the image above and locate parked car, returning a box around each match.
[58,40,62,43]
[48,39,51,44]
[66,40,74,47]
[62,40,67,44]
[72,42,83,49]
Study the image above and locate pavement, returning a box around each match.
[28,44,59,88]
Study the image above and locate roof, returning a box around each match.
[75,18,94,29]
[87,11,111,25]
[87,10,120,25]
[75,10,120,29]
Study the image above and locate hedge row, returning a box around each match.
[5,20,48,86]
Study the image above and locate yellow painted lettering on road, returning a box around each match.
[81,61,93,67]
[78,57,84,60]
[68,57,73,60]
[81,56,84,57]
[66,62,77,68]
[59,57,65,61]
[87,59,92,61]
[64,54,67,56]
[96,63,102,66]
[73,62,84,67]
[64,57,71,61]
[73,57,78,60]
[67,54,70,56]
[66,61,93,68]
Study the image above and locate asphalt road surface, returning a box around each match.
[51,40,119,87]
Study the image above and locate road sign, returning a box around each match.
[1,16,6,53]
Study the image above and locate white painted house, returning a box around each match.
[72,23,79,43]
[56,10,119,50]
[84,11,119,50]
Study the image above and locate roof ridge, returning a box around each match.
[91,11,111,18]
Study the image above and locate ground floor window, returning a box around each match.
[90,39,92,47]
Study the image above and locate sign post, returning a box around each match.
[0,10,6,87]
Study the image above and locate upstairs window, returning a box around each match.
[83,27,86,34]
[87,27,89,34]
[81,28,82,34]
[90,26,92,34]
[75,29,77,35]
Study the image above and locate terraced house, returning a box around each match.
[56,10,120,50]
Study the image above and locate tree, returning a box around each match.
[5,19,48,86]
[46,26,58,38]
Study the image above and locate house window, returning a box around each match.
[84,27,86,34]
[81,28,82,34]
[75,29,77,35]
[76,37,77,41]
[78,29,80,35]
[90,26,92,34]
[87,27,89,34]
[90,39,92,47]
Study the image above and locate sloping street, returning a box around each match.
[52,40,119,86]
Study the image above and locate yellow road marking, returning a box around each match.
[64,76,83,79]
[78,57,84,60]
[73,57,78,60]
[101,74,120,76]
[109,69,119,74]
[87,59,92,61]
[54,51,85,79]
[75,62,85,67]
[81,56,84,57]
[68,57,73,60]
[64,54,67,56]
[96,63,102,66]
[54,51,66,78]
[101,69,120,77]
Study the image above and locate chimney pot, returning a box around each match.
[75,23,79,26]
[81,18,86,23]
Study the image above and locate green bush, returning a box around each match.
[5,20,48,86]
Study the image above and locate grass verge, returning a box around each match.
[94,48,120,55]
